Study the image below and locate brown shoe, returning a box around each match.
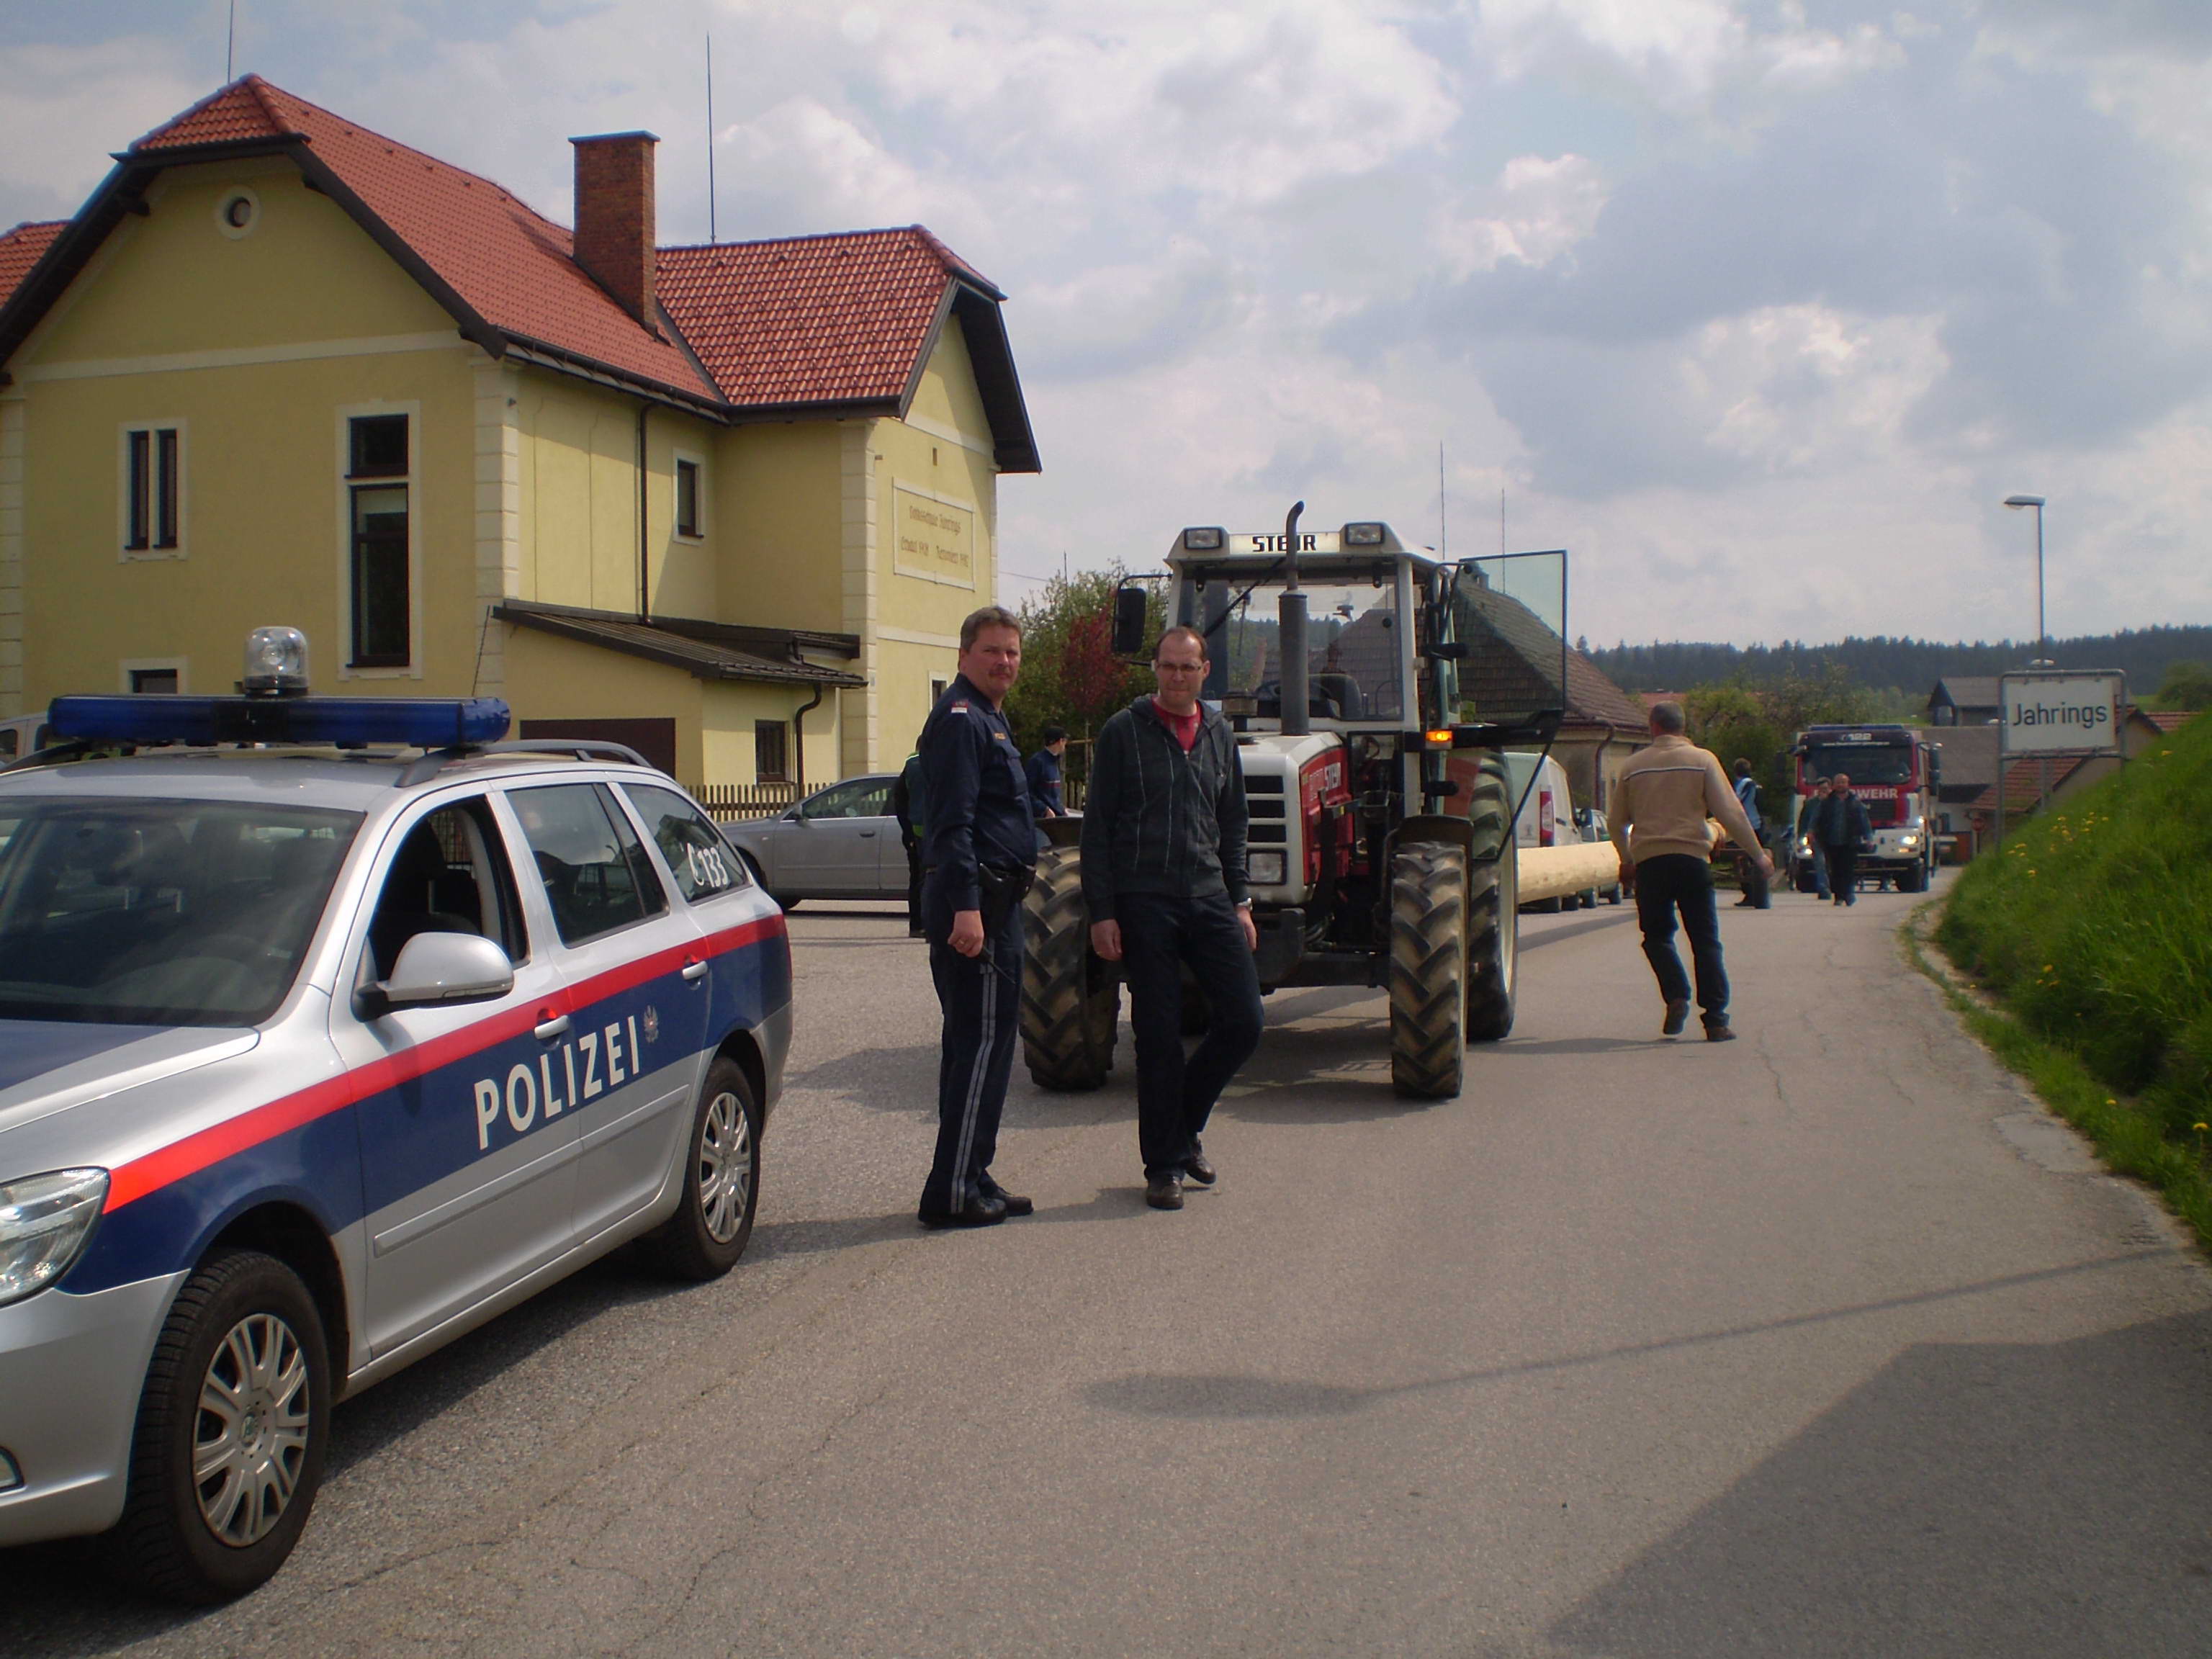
[1662,999,1691,1038]
[1704,1020,1737,1043]
[1145,1174,1185,1210]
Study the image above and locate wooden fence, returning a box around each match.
[691,781,801,822]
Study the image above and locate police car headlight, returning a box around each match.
[1249,851,1287,886]
[0,1168,109,1307]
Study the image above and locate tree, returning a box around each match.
[2152,660,2212,712]
[1001,566,1164,784]
[1683,667,1882,821]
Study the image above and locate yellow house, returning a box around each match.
[0,77,1040,791]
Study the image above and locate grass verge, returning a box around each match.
[1906,907,2212,1256]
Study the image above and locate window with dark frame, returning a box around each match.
[347,414,410,667]
[755,720,790,783]
[130,668,179,695]
[675,457,701,538]
[124,425,181,552]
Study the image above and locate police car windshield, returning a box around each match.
[0,798,360,1026]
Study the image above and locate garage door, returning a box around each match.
[518,718,678,777]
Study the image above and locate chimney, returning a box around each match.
[570,130,660,327]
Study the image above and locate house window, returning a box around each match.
[347,413,410,667]
[755,720,790,783]
[122,424,182,554]
[130,668,179,695]
[930,678,948,703]
[674,454,703,539]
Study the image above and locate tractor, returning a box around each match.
[1020,508,1571,1099]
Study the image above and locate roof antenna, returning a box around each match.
[706,33,716,244]
[1437,441,1447,557]
[227,0,236,82]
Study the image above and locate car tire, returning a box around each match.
[108,1249,331,1605]
[646,1056,761,1280]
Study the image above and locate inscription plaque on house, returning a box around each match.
[894,486,975,587]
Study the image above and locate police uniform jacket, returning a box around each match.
[918,673,1035,913]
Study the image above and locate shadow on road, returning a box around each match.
[1082,1251,2182,1421]
[1520,910,1633,949]
[1550,1305,2212,1657]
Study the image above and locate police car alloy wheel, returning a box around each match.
[647,1057,761,1280]
[112,1250,332,1604]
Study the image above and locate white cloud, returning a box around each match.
[0,0,2206,647]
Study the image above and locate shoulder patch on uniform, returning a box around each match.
[949,702,969,714]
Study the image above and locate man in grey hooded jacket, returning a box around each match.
[1082,625,1264,1210]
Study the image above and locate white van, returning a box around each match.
[1501,750,1585,912]
[0,714,53,761]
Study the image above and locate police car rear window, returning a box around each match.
[624,783,748,904]
[0,799,360,1026]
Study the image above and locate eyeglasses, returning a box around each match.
[1154,660,1207,674]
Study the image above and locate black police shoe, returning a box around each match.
[919,1193,1008,1230]
[979,1178,1033,1217]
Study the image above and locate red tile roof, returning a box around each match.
[128,79,718,404]
[0,220,65,312]
[1972,754,2090,814]
[658,229,988,409]
[5,79,1034,461]
[2143,709,2198,732]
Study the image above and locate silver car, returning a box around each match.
[0,691,791,1602]
[721,773,903,904]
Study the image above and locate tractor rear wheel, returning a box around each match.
[1388,841,1467,1099]
[1464,768,1519,1043]
[1020,846,1119,1090]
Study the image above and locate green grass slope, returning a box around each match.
[1938,714,2212,1156]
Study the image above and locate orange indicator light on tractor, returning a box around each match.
[1425,729,1454,748]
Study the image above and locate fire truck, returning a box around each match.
[1790,723,1943,892]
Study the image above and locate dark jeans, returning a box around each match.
[1804,840,1831,899]
[1825,843,1859,902]
[1734,841,1771,907]
[1633,853,1729,1022]
[920,894,1023,1214]
[1117,891,1265,1178]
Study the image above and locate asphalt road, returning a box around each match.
[10,873,2212,1657]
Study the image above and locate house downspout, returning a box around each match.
[636,400,650,622]
[791,680,827,794]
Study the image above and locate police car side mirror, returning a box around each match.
[369,932,516,1015]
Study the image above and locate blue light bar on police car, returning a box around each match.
[48,696,511,748]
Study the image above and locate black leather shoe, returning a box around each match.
[1145,1174,1184,1210]
[980,1182,1033,1217]
[1704,1020,1737,1043]
[1662,999,1691,1037]
[918,1193,1008,1229]
[1183,1146,1217,1186]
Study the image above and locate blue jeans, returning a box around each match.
[1633,854,1729,1022]
[1115,891,1264,1178]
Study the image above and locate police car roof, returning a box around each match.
[0,745,654,810]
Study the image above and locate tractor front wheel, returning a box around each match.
[1388,841,1468,1099]
[1020,846,1119,1090]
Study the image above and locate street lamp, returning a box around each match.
[2002,494,2048,664]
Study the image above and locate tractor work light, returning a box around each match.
[1181,526,1226,550]
[1248,850,1287,886]
[1343,522,1386,547]
[243,626,311,695]
[48,695,511,750]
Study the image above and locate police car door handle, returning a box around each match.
[534,1011,571,1041]
[680,958,709,981]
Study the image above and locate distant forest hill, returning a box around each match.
[1586,626,2212,700]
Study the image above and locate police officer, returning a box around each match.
[915,606,1038,1228]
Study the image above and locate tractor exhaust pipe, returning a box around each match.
[1277,500,1310,736]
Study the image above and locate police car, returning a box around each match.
[0,631,790,1601]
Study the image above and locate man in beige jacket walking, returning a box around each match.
[1609,701,1773,1040]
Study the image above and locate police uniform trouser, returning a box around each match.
[1118,891,1265,1179]
[921,893,1023,1213]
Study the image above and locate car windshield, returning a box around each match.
[0,798,361,1026]
[1802,742,1915,786]
[1197,565,1406,721]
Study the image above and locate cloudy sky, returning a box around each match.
[4,1,2208,648]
